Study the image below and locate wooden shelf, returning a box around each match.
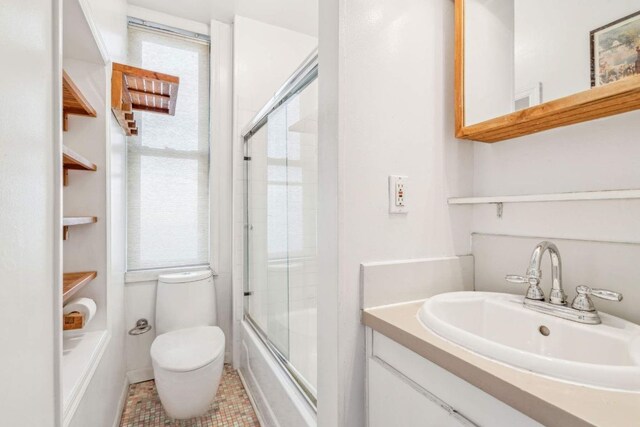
[63,70,96,132]
[111,62,179,136]
[63,216,97,240]
[63,146,96,186]
[63,216,97,226]
[63,271,97,303]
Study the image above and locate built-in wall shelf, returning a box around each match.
[63,216,97,240]
[63,146,96,186]
[448,189,640,205]
[63,216,98,226]
[63,271,97,303]
[62,70,97,132]
[111,62,180,136]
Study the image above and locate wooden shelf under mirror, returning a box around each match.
[111,63,180,136]
[63,145,96,186]
[62,70,97,132]
[63,271,97,303]
[454,0,640,143]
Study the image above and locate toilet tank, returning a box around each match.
[155,270,217,335]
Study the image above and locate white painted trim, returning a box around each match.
[127,5,210,36]
[77,0,109,65]
[238,369,269,427]
[364,327,373,427]
[228,17,244,371]
[242,340,281,427]
[125,265,212,283]
[126,367,154,384]
[316,0,340,421]
[53,1,64,426]
[111,378,130,427]
[63,331,111,427]
[448,189,640,205]
[361,255,471,268]
[209,19,234,277]
[472,232,640,247]
[361,255,474,310]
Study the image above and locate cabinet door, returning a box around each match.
[368,359,473,427]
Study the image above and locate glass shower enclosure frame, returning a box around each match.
[242,51,318,407]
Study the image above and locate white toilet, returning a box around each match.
[150,270,225,419]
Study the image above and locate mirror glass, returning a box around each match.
[464,0,640,126]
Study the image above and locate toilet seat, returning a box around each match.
[151,326,225,373]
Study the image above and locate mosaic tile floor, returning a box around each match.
[120,364,260,426]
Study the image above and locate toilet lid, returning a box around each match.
[151,326,225,372]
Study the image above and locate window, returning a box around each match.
[126,23,210,271]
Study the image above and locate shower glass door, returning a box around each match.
[245,77,318,401]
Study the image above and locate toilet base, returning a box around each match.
[153,356,224,419]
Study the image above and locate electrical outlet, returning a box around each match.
[389,175,408,214]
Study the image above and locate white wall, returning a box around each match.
[232,14,317,425]
[0,1,60,425]
[471,112,640,326]
[465,0,514,125]
[317,0,475,425]
[121,9,238,381]
[474,234,640,324]
[465,0,639,123]
[515,0,639,101]
[67,1,129,426]
[467,2,640,242]
[128,0,318,36]
[469,0,640,338]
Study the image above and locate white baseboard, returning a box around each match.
[111,378,130,427]
[126,367,154,384]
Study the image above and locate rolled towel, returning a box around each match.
[63,298,97,327]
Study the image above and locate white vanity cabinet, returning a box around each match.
[366,329,542,427]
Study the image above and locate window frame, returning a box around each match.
[124,16,223,283]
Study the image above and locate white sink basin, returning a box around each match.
[418,292,640,391]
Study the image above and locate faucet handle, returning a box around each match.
[505,274,528,284]
[571,285,623,312]
[505,274,545,301]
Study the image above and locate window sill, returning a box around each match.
[125,265,214,284]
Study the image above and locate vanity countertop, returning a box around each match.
[363,300,640,427]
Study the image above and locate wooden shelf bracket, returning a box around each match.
[63,70,97,132]
[62,146,97,186]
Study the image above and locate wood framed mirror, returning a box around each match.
[455,0,640,143]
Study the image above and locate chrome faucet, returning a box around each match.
[506,241,622,325]
[506,241,566,305]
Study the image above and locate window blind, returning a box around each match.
[127,25,210,271]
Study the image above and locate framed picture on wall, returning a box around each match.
[591,10,640,87]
